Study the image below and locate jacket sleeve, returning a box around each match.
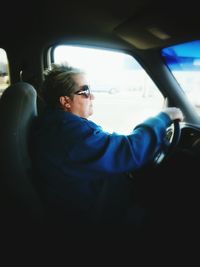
[67,112,172,174]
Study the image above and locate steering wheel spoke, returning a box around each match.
[154,119,181,165]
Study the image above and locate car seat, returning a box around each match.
[0,82,45,228]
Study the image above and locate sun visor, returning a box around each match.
[114,8,200,50]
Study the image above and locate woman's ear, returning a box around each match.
[59,96,71,110]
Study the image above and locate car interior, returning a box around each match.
[0,0,200,237]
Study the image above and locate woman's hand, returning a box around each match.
[162,107,184,122]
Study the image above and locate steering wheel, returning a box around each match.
[153,119,181,165]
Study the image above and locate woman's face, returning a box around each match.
[68,74,95,119]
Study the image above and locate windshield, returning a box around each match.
[161,40,200,114]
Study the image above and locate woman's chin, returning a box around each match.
[89,108,93,116]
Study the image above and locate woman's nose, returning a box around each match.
[90,93,95,100]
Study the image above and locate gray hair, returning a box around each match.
[40,64,84,108]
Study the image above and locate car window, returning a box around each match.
[0,48,10,96]
[53,45,164,134]
[161,40,200,116]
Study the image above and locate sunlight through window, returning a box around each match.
[54,46,163,134]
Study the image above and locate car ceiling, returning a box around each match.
[1,0,200,50]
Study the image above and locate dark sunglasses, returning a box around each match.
[74,85,91,98]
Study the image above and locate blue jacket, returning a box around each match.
[30,108,171,224]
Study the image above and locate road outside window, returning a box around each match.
[0,48,9,96]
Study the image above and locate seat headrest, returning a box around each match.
[0,82,37,177]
